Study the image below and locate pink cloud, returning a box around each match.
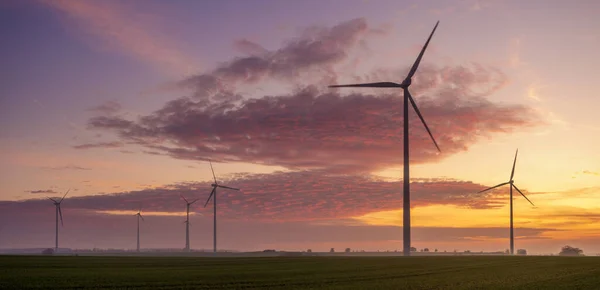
[87,100,122,115]
[86,76,540,173]
[40,0,197,76]
[1,171,509,222]
[179,18,375,99]
[76,17,541,173]
[72,141,123,150]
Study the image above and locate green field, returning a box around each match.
[1,255,599,289]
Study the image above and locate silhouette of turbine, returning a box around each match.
[328,21,442,256]
[134,207,145,252]
[47,189,69,252]
[204,161,240,253]
[477,149,535,255]
[181,194,199,252]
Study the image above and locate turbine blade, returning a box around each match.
[329,82,402,88]
[58,205,64,226]
[190,199,199,205]
[180,194,189,203]
[59,189,70,203]
[477,182,510,194]
[406,89,440,152]
[510,149,518,181]
[512,184,535,206]
[406,21,439,80]
[48,197,57,203]
[139,214,145,221]
[204,188,216,208]
[209,160,217,184]
[218,185,240,191]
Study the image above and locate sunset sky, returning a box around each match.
[1,0,599,254]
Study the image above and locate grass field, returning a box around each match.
[1,255,599,289]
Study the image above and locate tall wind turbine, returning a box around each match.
[134,208,145,252]
[477,149,535,255]
[181,195,199,251]
[328,21,442,256]
[204,161,240,253]
[48,189,69,251]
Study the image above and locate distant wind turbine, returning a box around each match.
[48,189,69,251]
[477,149,535,255]
[134,207,145,252]
[328,21,442,256]
[181,194,199,252]
[204,161,240,253]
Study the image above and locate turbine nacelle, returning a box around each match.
[400,78,412,88]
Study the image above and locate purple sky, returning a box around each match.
[0,0,599,254]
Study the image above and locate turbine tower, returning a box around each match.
[477,149,535,255]
[204,161,240,253]
[48,189,69,252]
[181,195,199,252]
[134,208,145,252]
[328,21,442,256]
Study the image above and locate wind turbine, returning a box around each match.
[181,195,199,252]
[48,189,69,251]
[134,207,145,252]
[328,21,442,256]
[477,149,535,255]
[204,161,240,253]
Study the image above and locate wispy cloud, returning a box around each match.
[4,171,507,222]
[179,18,377,100]
[42,165,91,171]
[88,100,122,115]
[572,170,600,178]
[508,37,523,68]
[583,170,600,176]
[72,141,123,150]
[25,189,57,194]
[40,0,197,76]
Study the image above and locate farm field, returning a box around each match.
[1,255,599,289]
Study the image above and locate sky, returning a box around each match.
[1,0,599,254]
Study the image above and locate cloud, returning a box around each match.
[233,39,269,56]
[87,70,540,173]
[43,165,91,171]
[40,0,197,76]
[82,18,540,175]
[25,189,57,194]
[508,37,522,68]
[69,17,541,173]
[582,170,600,176]
[2,175,594,251]
[72,141,123,150]
[5,171,509,222]
[0,203,557,250]
[69,18,542,173]
[572,170,600,178]
[179,18,375,99]
[88,100,122,115]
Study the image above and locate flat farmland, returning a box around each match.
[1,255,599,289]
